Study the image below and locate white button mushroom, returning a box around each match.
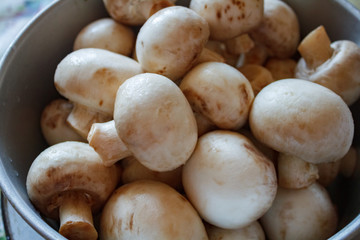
[135,6,210,81]
[205,221,266,240]
[249,0,300,59]
[40,98,84,145]
[88,73,198,172]
[189,0,264,41]
[180,62,254,131]
[100,180,208,240]
[182,130,277,229]
[249,79,354,164]
[73,18,135,56]
[103,0,176,26]
[54,48,143,138]
[260,183,338,240]
[26,141,120,240]
[295,25,360,105]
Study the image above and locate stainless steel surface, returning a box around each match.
[0,0,359,239]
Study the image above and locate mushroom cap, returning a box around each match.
[182,130,277,229]
[114,73,198,172]
[180,62,254,130]
[250,0,300,58]
[26,141,120,219]
[249,78,354,164]
[190,0,264,41]
[40,99,84,145]
[296,40,360,105]
[73,18,135,56]
[135,6,210,81]
[260,183,338,240]
[206,221,265,240]
[54,48,142,115]
[103,0,176,26]
[100,180,208,240]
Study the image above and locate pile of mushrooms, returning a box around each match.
[25,0,360,239]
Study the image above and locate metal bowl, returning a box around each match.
[0,0,359,239]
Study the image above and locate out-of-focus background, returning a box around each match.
[0,0,359,239]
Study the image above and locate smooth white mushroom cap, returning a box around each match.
[261,183,338,240]
[54,48,142,115]
[190,0,264,41]
[73,18,135,56]
[180,62,254,130]
[26,141,120,219]
[136,6,210,81]
[100,180,208,240]
[296,40,360,105]
[249,79,354,164]
[250,0,300,58]
[182,130,277,229]
[114,73,198,172]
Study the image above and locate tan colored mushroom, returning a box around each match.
[40,98,84,145]
[205,40,240,67]
[261,183,338,240]
[237,64,274,95]
[100,180,208,239]
[180,62,254,132]
[295,25,360,105]
[277,153,319,189]
[317,160,341,187]
[135,6,210,81]
[205,221,265,240]
[249,79,354,164]
[121,156,183,191]
[182,130,277,229]
[54,48,142,138]
[340,146,357,178]
[249,0,300,58]
[73,18,135,56]
[26,141,120,240]
[240,41,268,66]
[225,34,255,55]
[189,0,264,41]
[264,57,297,80]
[88,73,198,172]
[103,0,176,26]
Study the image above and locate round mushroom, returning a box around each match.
[40,98,84,145]
[182,130,277,229]
[100,180,208,239]
[295,25,360,105]
[249,78,354,164]
[249,0,300,59]
[135,6,210,81]
[88,73,198,172]
[73,18,135,56]
[26,141,120,240]
[54,48,142,138]
[103,0,176,26]
[180,62,254,131]
[261,183,338,240]
[189,0,264,41]
[205,221,266,240]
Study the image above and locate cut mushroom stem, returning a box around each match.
[297,25,333,69]
[59,192,98,240]
[225,34,255,55]
[278,153,319,189]
[195,47,226,65]
[88,120,131,166]
[67,103,112,139]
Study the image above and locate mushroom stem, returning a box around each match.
[88,120,132,166]
[67,103,112,139]
[59,192,98,240]
[297,25,333,69]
